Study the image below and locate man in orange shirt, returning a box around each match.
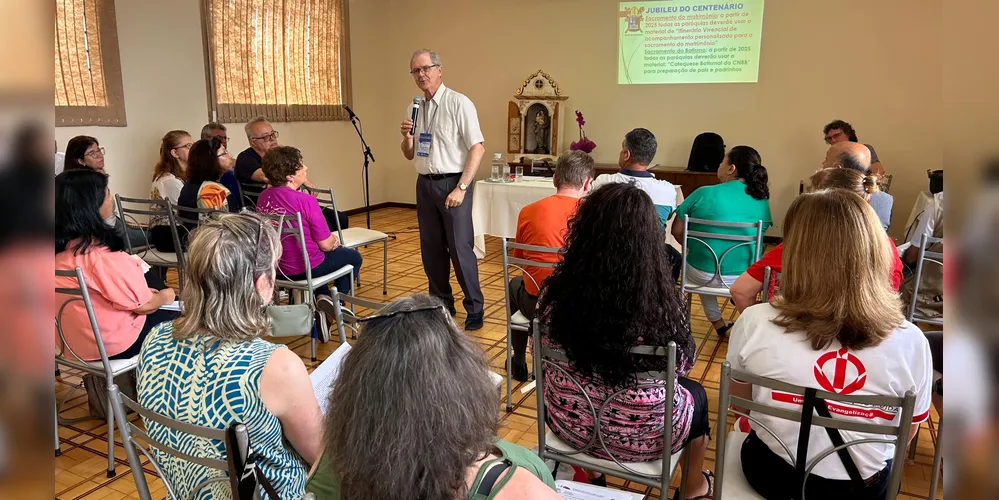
[508,150,595,380]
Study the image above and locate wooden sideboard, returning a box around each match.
[512,161,719,197]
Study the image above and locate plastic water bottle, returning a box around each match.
[491,153,503,181]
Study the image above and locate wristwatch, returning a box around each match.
[459,182,468,191]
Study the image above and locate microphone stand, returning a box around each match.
[347,113,375,229]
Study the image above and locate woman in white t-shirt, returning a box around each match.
[727,189,932,500]
[149,130,193,251]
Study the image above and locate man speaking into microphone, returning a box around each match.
[400,49,485,330]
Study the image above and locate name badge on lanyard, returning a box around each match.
[417,132,432,158]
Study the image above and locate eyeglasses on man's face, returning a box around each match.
[85,147,106,158]
[410,64,440,76]
[251,131,279,142]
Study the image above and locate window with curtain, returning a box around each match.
[55,0,127,126]
[202,0,352,123]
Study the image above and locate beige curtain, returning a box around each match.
[204,0,351,123]
[54,0,127,126]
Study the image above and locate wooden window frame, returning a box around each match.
[200,0,353,123]
[55,0,127,127]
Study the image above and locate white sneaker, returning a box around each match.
[315,296,339,343]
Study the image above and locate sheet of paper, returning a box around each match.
[160,300,182,312]
[555,480,642,500]
[310,342,352,415]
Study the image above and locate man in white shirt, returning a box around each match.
[591,128,677,226]
[400,49,486,330]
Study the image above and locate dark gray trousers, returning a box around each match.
[416,174,483,315]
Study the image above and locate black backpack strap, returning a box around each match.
[796,389,866,499]
[794,388,819,500]
[813,395,866,489]
[226,423,282,500]
[473,458,513,497]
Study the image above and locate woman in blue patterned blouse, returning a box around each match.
[137,212,322,499]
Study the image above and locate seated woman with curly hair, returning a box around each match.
[538,182,713,498]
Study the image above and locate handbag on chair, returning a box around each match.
[267,303,315,338]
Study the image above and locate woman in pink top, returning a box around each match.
[55,170,178,361]
[256,146,362,298]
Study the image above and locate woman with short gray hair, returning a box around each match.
[137,212,322,500]
[306,294,560,500]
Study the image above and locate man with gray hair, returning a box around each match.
[200,122,228,148]
[821,141,894,229]
[507,150,595,380]
[235,116,349,228]
[400,49,486,330]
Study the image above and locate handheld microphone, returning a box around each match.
[410,97,421,135]
[342,104,357,120]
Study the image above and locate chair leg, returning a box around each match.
[505,325,513,413]
[907,423,920,464]
[382,240,388,295]
[54,406,61,457]
[311,334,317,363]
[928,417,942,500]
[106,393,116,477]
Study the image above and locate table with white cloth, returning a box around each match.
[471,176,684,259]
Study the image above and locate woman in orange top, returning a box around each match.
[55,170,178,361]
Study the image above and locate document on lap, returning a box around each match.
[310,342,351,415]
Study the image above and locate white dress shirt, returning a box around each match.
[408,84,484,175]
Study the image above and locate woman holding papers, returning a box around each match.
[55,169,178,362]
[307,294,560,500]
[136,212,321,500]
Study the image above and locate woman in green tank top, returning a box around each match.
[306,294,559,500]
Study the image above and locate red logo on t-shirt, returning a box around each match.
[813,347,867,395]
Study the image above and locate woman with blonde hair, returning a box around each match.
[730,168,904,311]
[726,189,932,500]
[149,130,193,251]
[137,212,322,500]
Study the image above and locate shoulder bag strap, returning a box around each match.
[813,395,866,489]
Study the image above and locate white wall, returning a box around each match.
[57,0,962,239]
[55,0,385,212]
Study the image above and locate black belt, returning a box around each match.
[420,172,461,180]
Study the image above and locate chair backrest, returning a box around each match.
[679,215,765,291]
[108,383,251,500]
[258,212,320,293]
[115,194,182,254]
[55,267,115,381]
[173,204,223,230]
[239,181,266,210]
[761,265,781,302]
[533,319,678,486]
[501,238,562,297]
[331,293,389,342]
[716,361,916,500]
[301,185,345,240]
[907,233,943,325]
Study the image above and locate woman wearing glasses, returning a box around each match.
[306,294,559,499]
[137,212,322,500]
[148,130,193,252]
[176,138,240,229]
[64,135,150,247]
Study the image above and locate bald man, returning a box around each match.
[822,142,894,229]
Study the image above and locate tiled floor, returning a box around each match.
[55,207,943,499]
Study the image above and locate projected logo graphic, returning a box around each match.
[623,6,644,33]
[813,347,867,395]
